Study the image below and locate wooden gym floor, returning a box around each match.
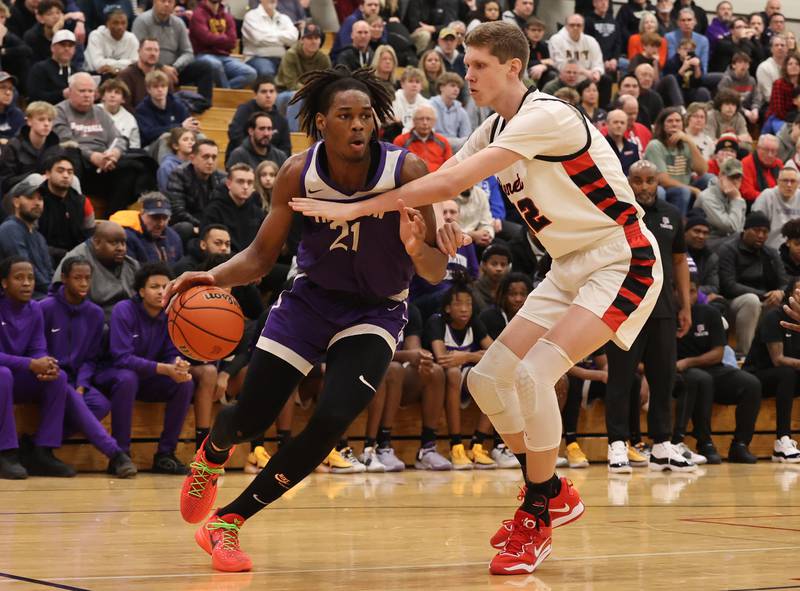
[1,463,799,591]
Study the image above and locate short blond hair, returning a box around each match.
[145,70,169,88]
[400,66,424,84]
[25,101,57,120]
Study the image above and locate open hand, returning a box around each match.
[398,199,426,257]
[290,197,360,221]
[163,271,216,307]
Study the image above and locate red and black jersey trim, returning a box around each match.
[562,152,657,331]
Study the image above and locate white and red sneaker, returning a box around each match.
[489,509,552,575]
[489,478,584,548]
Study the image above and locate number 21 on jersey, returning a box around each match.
[516,197,552,234]
[329,220,361,252]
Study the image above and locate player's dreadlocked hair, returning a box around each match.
[289,65,395,140]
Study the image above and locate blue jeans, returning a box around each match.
[657,173,713,215]
[196,54,257,89]
[246,56,281,77]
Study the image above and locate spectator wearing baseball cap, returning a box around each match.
[27,28,81,104]
[695,157,746,250]
[114,192,184,266]
[23,0,86,67]
[707,132,739,176]
[434,26,466,78]
[0,72,24,141]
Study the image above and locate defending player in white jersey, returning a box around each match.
[291,20,664,575]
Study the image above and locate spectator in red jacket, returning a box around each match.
[392,105,452,172]
[742,134,784,202]
[189,0,256,88]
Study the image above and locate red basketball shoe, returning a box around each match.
[489,478,584,548]
[489,509,552,575]
[195,511,253,572]
[180,439,235,523]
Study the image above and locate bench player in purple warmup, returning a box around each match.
[166,66,451,572]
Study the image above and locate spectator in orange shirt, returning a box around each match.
[392,105,452,172]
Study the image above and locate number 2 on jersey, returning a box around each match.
[329,221,361,252]
[516,198,552,234]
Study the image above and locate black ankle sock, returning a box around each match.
[421,426,437,446]
[250,437,264,451]
[494,433,504,448]
[546,473,561,497]
[203,438,230,465]
[336,438,348,451]
[195,428,209,451]
[364,436,377,449]
[521,480,552,526]
[277,430,292,448]
[450,434,462,447]
[515,453,527,480]
[565,432,577,445]
[471,430,491,446]
[377,426,392,448]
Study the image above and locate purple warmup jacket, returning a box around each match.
[40,286,105,389]
[108,298,180,377]
[0,295,47,372]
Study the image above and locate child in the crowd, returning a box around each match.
[685,102,715,159]
[157,127,196,193]
[705,88,753,150]
[663,37,710,105]
[0,71,24,141]
[392,67,430,133]
[429,72,472,152]
[718,51,760,126]
[254,160,279,212]
[98,78,140,150]
[134,70,198,149]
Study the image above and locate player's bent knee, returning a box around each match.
[467,341,524,434]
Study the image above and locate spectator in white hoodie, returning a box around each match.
[242,0,299,78]
[548,13,612,106]
[392,67,430,134]
[84,7,138,76]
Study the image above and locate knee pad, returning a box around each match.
[466,340,524,434]
[515,339,574,452]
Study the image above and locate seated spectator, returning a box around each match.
[242,0,298,78]
[470,243,510,312]
[371,44,399,91]
[429,72,471,152]
[763,52,800,135]
[274,23,329,126]
[694,158,746,249]
[663,37,711,104]
[27,29,78,104]
[752,166,800,249]
[117,193,183,265]
[392,67,430,134]
[707,132,738,176]
[40,256,138,477]
[685,102,714,159]
[628,12,667,69]
[393,105,451,172]
[549,13,611,106]
[173,222,231,275]
[166,138,226,241]
[227,76,290,160]
[0,72,23,141]
[98,78,140,150]
[633,62,670,120]
[666,8,710,76]
[157,127,195,192]
[84,0,133,33]
[93,262,193,474]
[467,0,500,33]
[706,0,733,49]
[189,0,256,89]
[684,213,726,313]
[37,153,94,265]
[743,278,800,463]
[604,108,640,175]
[117,38,175,114]
[0,102,62,193]
[644,107,710,214]
[757,34,787,109]
[553,86,580,106]
[425,281,494,470]
[336,20,374,72]
[54,73,157,215]
[0,255,75,478]
[0,3,33,95]
[576,79,607,126]
[132,0,215,101]
[585,0,623,84]
[52,221,138,319]
[779,218,800,275]
[524,16,557,90]
[542,60,581,96]
[201,164,263,252]
[616,74,653,126]
[502,0,533,31]
[710,17,758,74]
[777,113,800,163]
[617,94,652,153]
[455,182,494,249]
[718,51,761,126]
[0,179,52,297]
[742,134,784,203]
[331,0,382,60]
[434,26,466,78]
[719,211,788,356]
[705,89,753,151]
[675,278,761,464]
[419,49,445,99]
[84,5,137,76]
[227,111,288,171]
[24,0,84,67]
[134,70,194,149]
[253,160,278,211]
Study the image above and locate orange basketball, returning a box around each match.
[168,285,245,362]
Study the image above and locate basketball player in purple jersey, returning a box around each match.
[164,66,450,572]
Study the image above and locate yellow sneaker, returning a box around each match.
[320,448,366,473]
[468,443,497,469]
[628,443,649,467]
[566,442,589,468]
[244,446,271,474]
[450,443,473,470]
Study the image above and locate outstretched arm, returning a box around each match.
[290,146,523,221]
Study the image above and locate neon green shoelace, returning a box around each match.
[206,520,241,551]
[188,460,225,498]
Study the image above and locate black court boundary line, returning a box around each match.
[724,586,800,591]
[0,571,90,590]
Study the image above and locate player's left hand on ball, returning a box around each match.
[290,197,359,221]
[163,271,215,308]
[436,221,471,257]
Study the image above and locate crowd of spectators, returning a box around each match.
[1,0,800,480]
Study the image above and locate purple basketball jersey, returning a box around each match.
[296,140,414,301]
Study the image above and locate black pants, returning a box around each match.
[674,365,761,446]
[606,317,676,444]
[78,155,157,215]
[179,59,215,101]
[748,366,799,438]
[564,376,641,444]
